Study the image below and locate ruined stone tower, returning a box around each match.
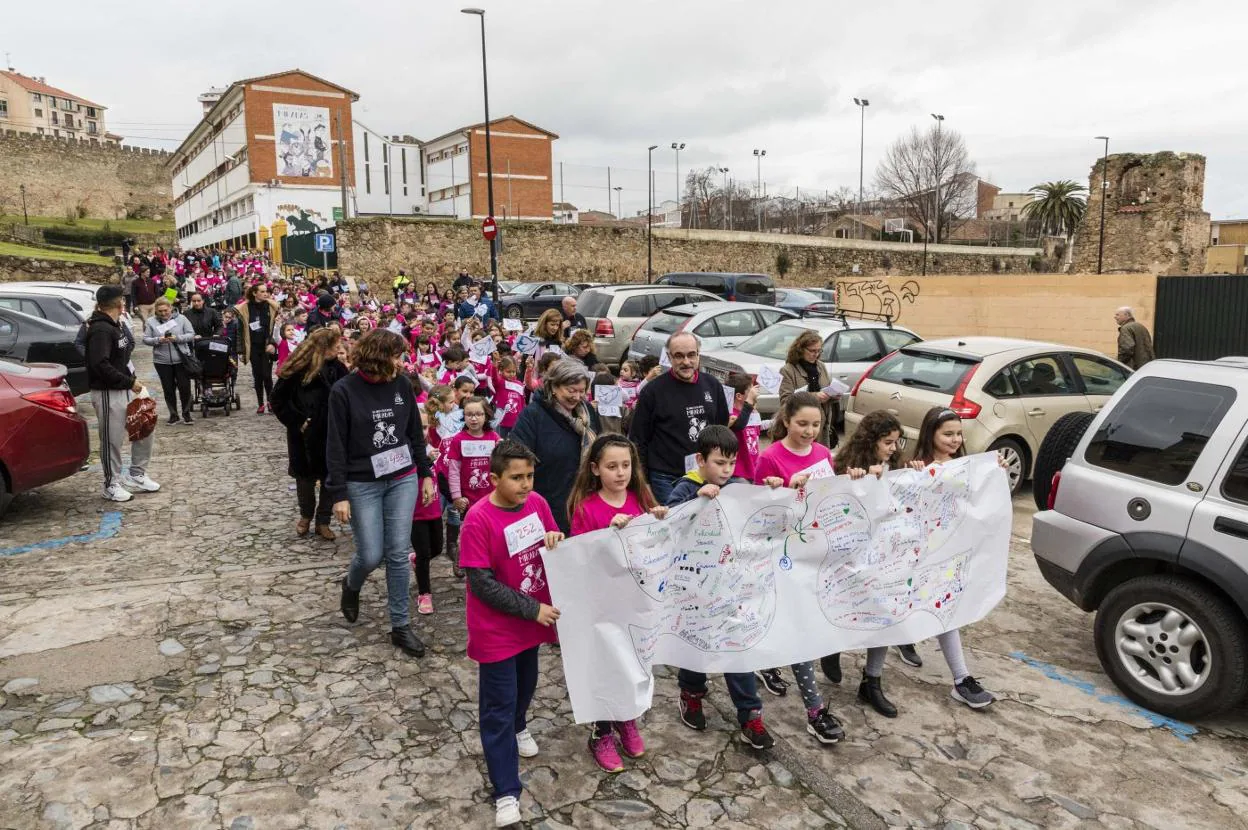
[1070,151,1210,275]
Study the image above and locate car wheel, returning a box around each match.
[506,305,523,320]
[1032,411,1095,510]
[987,437,1026,495]
[1094,575,1248,719]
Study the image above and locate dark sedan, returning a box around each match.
[776,288,838,317]
[0,291,86,326]
[0,307,88,395]
[500,281,580,320]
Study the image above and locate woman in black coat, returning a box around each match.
[270,327,349,540]
[508,357,601,534]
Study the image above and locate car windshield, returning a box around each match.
[507,283,541,297]
[642,311,691,335]
[737,324,814,360]
[780,289,822,305]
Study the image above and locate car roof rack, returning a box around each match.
[802,306,894,329]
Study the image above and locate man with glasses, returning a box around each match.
[628,331,730,504]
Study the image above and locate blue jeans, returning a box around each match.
[479,646,540,799]
[650,471,681,506]
[677,669,762,725]
[344,475,420,628]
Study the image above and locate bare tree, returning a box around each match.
[874,125,977,242]
[682,167,717,229]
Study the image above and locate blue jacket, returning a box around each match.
[666,471,748,507]
[457,297,498,322]
[507,398,600,534]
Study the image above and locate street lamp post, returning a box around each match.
[671,142,685,228]
[461,8,499,306]
[853,98,869,239]
[719,167,730,230]
[647,145,658,283]
[1095,136,1110,275]
[753,149,766,232]
[930,113,944,245]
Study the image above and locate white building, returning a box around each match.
[421,127,472,219]
[352,123,424,217]
[636,199,681,229]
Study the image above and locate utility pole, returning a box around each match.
[671,142,685,228]
[647,145,658,282]
[462,8,498,304]
[719,167,730,230]
[1095,136,1110,275]
[930,113,944,244]
[19,184,28,225]
[607,167,612,215]
[854,98,869,239]
[753,149,766,232]
[335,112,349,223]
[559,160,564,213]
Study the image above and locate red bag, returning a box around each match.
[126,395,157,442]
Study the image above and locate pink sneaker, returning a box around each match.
[589,731,624,773]
[614,719,645,758]
[417,593,434,615]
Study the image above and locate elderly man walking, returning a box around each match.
[1114,307,1154,370]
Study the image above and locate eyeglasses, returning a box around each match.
[669,351,699,361]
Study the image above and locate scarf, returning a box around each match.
[547,399,596,451]
[799,360,821,393]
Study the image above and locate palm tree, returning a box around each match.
[1022,180,1087,240]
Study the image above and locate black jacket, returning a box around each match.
[84,311,137,391]
[507,399,601,534]
[324,372,434,489]
[305,307,340,332]
[184,306,221,339]
[270,359,349,480]
[628,370,731,478]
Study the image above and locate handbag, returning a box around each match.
[177,343,203,378]
[126,392,158,442]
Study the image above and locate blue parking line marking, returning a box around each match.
[0,511,123,557]
[1009,651,1198,741]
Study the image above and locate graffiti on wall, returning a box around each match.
[835,279,921,321]
[275,204,328,236]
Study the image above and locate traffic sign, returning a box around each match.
[482,216,498,241]
[314,233,335,253]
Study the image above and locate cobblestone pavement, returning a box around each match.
[2,347,1248,829]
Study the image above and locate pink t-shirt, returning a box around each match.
[494,378,525,428]
[446,431,499,505]
[754,440,836,487]
[416,351,440,371]
[570,490,644,536]
[460,493,560,663]
[412,473,442,521]
[732,407,761,483]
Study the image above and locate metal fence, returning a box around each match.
[1153,274,1248,360]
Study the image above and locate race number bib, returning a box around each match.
[461,439,496,458]
[796,458,835,482]
[249,320,261,331]
[370,444,413,478]
[208,341,228,353]
[505,513,546,558]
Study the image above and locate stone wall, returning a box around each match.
[833,273,1157,358]
[337,217,1043,285]
[1069,151,1210,275]
[0,254,118,285]
[0,131,172,222]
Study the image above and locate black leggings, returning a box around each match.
[410,518,445,595]
[250,351,274,405]
[154,362,192,416]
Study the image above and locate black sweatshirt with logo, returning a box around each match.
[325,373,433,489]
[628,370,730,478]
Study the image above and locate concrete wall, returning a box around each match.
[831,273,1156,358]
[0,253,118,284]
[0,131,171,221]
[337,217,1043,285]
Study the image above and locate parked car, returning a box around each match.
[628,301,797,363]
[499,281,580,320]
[775,288,835,317]
[700,317,921,417]
[1030,356,1248,718]
[572,281,609,292]
[0,291,87,327]
[806,287,837,304]
[655,272,776,306]
[0,307,89,395]
[0,359,90,518]
[844,337,1132,494]
[575,284,720,367]
[2,282,104,318]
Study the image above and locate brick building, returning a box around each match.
[423,116,558,221]
[0,70,118,145]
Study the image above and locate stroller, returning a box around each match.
[194,335,241,417]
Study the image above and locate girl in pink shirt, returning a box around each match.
[409,408,446,615]
[726,372,763,483]
[275,323,298,370]
[755,391,836,488]
[447,397,501,516]
[568,434,668,774]
[492,356,525,438]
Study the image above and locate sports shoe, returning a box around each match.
[515,728,539,758]
[256,404,266,415]
[756,668,789,697]
[182,412,194,425]
[806,707,846,745]
[679,690,707,731]
[417,593,434,615]
[120,473,161,493]
[103,484,133,502]
[897,643,923,667]
[615,719,645,758]
[952,675,995,709]
[820,653,843,684]
[494,795,521,828]
[589,730,624,773]
[167,414,180,426]
[739,715,775,751]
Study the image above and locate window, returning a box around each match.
[735,275,773,299]
[654,292,690,311]
[1085,378,1236,485]
[34,108,42,118]
[642,311,689,336]
[0,100,8,117]
[401,148,408,196]
[32,93,41,102]
[757,309,789,328]
[383,144,390,195]
[831,330,883,363]
[51,112,57,125]
[712,310,761,339]
[48,96,55,107]
[61,98,73,110]
[86,107,96,118]
[878,329,921,354]
[1012,355,1076,396]
[1072,354,1130,397]
[983,370,1018,398]
[64,115,74,129]
[1223,439,1248,505]
[869,349,978,394]
[693,318,719,337]
[0,317,17,351]
[87,121,97,134]
[618,296,649,317]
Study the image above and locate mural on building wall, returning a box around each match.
[274,104,332,179]
[275,204,328,236]
[835,279,921,322]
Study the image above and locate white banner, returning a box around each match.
[544,454,1011,723]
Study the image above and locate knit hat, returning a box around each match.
[317,294,336,310]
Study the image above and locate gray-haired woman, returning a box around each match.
[143,296,197,425]
[507,357,601,534]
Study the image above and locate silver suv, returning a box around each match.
[1031,357,1248,718]
[575,284,719,368]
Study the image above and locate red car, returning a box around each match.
[0,359,90,517]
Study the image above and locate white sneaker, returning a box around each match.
[515,728,538,758]
[494,795,521,827]
[121,474,161,493]
[103,484,133,502]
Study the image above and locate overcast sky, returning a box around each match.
[6,0,1245,219]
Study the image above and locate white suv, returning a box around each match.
[1031,357,1248,718]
